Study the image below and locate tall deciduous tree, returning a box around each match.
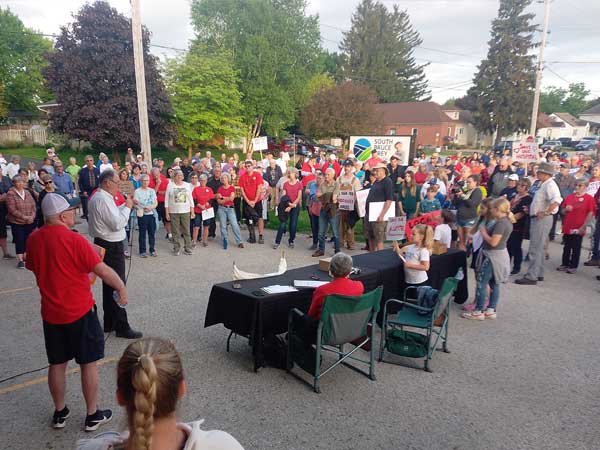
[0,8,53,112]
[0,83,8,119]
[299,81,382,145]
[467,0,537,140]
[165,47,244,155]
[340,0,429,103]
[191,0,322,144]
[44,1,172,150]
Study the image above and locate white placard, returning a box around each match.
[386,216,407,240]
[252,136,268,151]
[513,141,539,163]
[587,180,600,197]
[338,189,355,211]
[201,207,215,221]
[368,201,396,222]
[356,188,370,218]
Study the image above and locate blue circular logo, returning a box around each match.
[353,138,372,162]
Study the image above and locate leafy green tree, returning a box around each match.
[340,0,429,103]
[299,81,382,146]
[165,48,243,155]
[44,1,172,150]
[0,83,8,119]
[0,7,53,112]
[191,0,322,144]
[540,83,590,116]
[467,0,537,140]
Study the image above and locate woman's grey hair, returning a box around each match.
[329,252,353,278]
[140,174,150,181]
[287,167,299,175]
[576,178,589,186]
[11,175,24,184]
[220,172,231,182]
[199,173,208,181]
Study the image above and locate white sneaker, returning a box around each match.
[484,308,497,319]
[461,310,484,321]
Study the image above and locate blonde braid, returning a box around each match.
[130,355,158,450]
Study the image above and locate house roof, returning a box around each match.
[537,113,552,129]
[581,104,600,115]
[378,101,459,125]
[553,112,588,127]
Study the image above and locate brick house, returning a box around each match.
[377,101,490,148]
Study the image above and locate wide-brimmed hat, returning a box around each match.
[537,162,555,176]
[372,163,388,174]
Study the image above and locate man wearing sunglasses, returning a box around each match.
[77,155,100,220]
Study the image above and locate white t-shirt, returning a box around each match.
[433,224,452,248]
[99,163,112,173]
[403,244,430,284]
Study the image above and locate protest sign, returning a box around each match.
[349,135,411,165]
[386,216,407,241]
[368,202,396,222]
[251,136,268,151]
[405,210,441,240]
[587,180,600,197]
[356,188,370,218]
[513,140,539,163]
[338,189,355,211]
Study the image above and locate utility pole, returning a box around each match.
[131,0,152,162]
[529,0,551,138]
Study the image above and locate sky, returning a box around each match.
[3,0,600,104]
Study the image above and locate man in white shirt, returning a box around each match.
[88,169,142,339]
[516,162,562,286]
[6,155,20,179]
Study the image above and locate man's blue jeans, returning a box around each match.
[275,205,300,245]
[318,210,339,253]
[475,256,500,311]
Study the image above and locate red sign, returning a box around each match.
[405,210,441,240]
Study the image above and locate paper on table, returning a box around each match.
[261,285,299,294]
[293,280,329,288]
[368,201,396,222]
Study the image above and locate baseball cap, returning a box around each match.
[41,193,76,217]
[329,154,336,160]
[244,159,253,165]
[429,178,439,185]
[390,154,399,161]
[343,159,354,166]
[508,174,519,181]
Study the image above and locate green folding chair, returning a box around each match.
[287,286,382,393]
[379,270,463,372]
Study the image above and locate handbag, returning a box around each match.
[309,200,321,217]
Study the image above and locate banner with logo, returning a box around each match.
[405,210,441,240]
[349,135,411,165]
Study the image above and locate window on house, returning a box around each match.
[447,127,452,136]
[389,128,396,135]
[411,128,418,135]
[458,128,464,135]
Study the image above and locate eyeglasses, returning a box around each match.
[44,181,53,185]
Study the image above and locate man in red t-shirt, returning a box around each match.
[191,173,215,247]
[149,167,171,238]
[26,193,129,431]
[320,154,341,177]
[238,160,265,244]
[559,180,597,273]
[364,149,383,171]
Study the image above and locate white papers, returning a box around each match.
[356,189,370,218]
[261,285,299,294]
[337,189,355,211]
[368,202,396,222]
[386,216,406,240]
[202,207,215,220]
[293,280,328,288]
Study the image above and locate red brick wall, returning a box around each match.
[383,123,456,148]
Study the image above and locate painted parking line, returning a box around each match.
[0,286,36,296]
[0,357,117,395]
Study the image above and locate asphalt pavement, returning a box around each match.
[1,222,599,450]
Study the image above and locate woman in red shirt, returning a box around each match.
[191,173,215,247]
[274,168,303,249]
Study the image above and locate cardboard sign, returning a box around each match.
[349,135,411,165]
[202,207,215,221]
[356,188,370,218]
[252,136,268,151]
[338,189,355,211]
[513,141,539,163]
[368,202,396,222]
[587,180,600,197]
[386,216,407,241]
[405,210,441,240]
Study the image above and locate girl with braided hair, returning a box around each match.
[77,337,244,450]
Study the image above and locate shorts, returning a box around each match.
[243,201,263,223]
[43,307,105,365]
[192,214,214,227]
[457,217,477,228]
[156,201,169,223]
[365,221,387,243]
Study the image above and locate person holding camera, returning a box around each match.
[454,174,483,251]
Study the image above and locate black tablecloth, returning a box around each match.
[204,249,468,371]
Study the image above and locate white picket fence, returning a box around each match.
[0,128,48,145]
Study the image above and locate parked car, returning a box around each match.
[493,140,515,155]
[557,137,572,148]
[575,137,599,151]
[541,140,562,151]
[279,136,317,156]
[267,137,280,153]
